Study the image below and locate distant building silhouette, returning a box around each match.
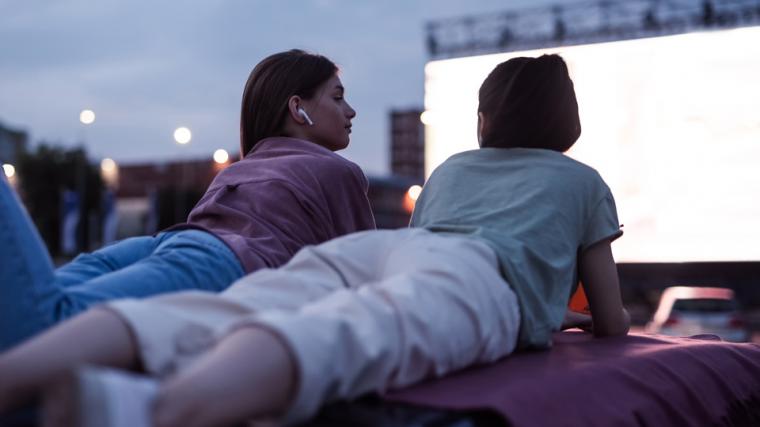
[389,109,425,182]
[115,155,422,233]
[116,158,228,199]
[367,175,420,229]
[114,157,234,234]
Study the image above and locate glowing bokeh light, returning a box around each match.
[213,149,230,164]
[420,111,434,126]
[100,158,119,188]
[100,158,117,173]
[3,164,15,178]
[174,127,192,144]
[79,109,95,125]
[407,184,423,201]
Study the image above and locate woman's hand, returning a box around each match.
[561,310,593,331]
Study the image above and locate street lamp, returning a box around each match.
[173,127,192,223]
[172,126,192,186]
[72,109,97,252]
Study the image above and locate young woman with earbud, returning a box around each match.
[0,49,375,351]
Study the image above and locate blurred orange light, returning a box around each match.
[403,185,423,214]
[407,185,423,201]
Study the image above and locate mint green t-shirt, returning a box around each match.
[411,148,622,350]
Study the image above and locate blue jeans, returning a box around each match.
[0,175,244,350]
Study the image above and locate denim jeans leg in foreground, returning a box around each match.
[0,175,57,350]
[53,235,161,289]
[56,230,244,322]
[0,206,167,350]
[0,181,244,350]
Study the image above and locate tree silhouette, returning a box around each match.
[17,144,104,257]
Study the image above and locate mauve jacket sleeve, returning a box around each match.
[187,178,330,272]
[188,158,375,273]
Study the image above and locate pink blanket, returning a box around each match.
[384,332,760,426]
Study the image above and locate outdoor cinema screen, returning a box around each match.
[423,26,760,263]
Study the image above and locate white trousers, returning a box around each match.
[108,228,521,424]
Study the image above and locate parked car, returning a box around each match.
[646,286,750,342]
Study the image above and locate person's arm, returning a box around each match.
[0,309,140,411]
[561,310,593,331]
[578,240,630,337]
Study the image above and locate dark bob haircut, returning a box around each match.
[239,49,338,157]
[477,54,581,152]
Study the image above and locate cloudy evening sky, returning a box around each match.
[0,0,547,175]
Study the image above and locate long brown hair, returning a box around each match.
[239,49,338,156]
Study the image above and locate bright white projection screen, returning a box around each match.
[423,26,760,263]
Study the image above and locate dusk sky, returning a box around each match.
[0,0,545,175]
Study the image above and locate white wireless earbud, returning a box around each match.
[297,108,314,126]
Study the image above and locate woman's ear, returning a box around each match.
[287,95,309,125]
